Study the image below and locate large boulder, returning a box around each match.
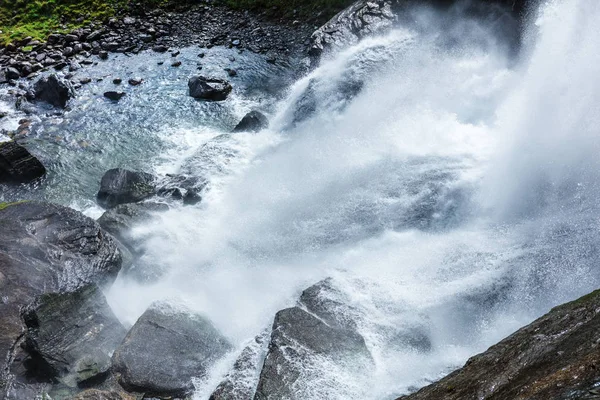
[0,141,46,183]
[156,174,206,205]
[96,168,156,209]
[31,74,75,108]
[0,201,123,398]
[209,331,269,400]
[112,302,232,397]
[22,285,127,388]
[232,111,269,133]
[254,306,372,400]
[188,76,232,101]
[398,289,600,400]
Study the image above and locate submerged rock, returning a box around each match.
[112,302,232,397]
[0,141,46,183]
[188,76,232,101]
[156,174,206,205]
[31,73,75,108]
[22,285,127,388]
[232,111,269,133]
[398,289,600,400]
[97,168,156,209]
[72,389,135,400]
[0,201,123,398]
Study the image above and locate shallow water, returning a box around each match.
[3,0,600,398]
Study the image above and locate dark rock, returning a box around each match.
[87,30,105,42]
[225,68,237,77]
[171,50,180,57]
[188,76,232,101]
[97,202,169,256]
[103,91,125,101]
[233,111,269,133]
[127,77,143,86]
[156,174,206,205]
[112,78,122,84]
[72,389,134,400]
[254,306,372,400]
[0,201,124,398]
[53,61,68,71]
[112,302,232,397]
[99,51,109,60]
[171,60,182,67]
[4,67,21,80]
[398,289,600,400]
[0,141,46,183]
[22,285,127,387]
[209,331,269,400]
[80,77,92,85]
[152,45,169,53]
[32,74,75,108]
[96,168,156,209]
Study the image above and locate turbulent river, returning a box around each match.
[2,0,600,398]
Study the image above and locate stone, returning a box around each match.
[112,302,232,397]
[399,289,600,400]
[188,76,232,101]
[96,168,156,209]
[127,77,143,86]
[152,45,169,53]
[0,141,46,183]
[0,201,124,398]
[233,111,269,133]
[104,91,125,101]
[72,389,135,400]
[32,73,75,108]
[112,78,122,84]
[171,60,182,67]
[4,67,21,80]
[22,285,127,387]
[99,51,109,60]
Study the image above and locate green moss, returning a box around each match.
[0,201,27,211]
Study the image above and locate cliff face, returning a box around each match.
[398,290,600,400]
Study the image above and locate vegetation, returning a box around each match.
[0,201,27,211]
[0,0,351,45]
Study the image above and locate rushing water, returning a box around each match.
[2,0,600,398]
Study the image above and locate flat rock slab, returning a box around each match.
[22,285,127,387]
[112,302,232,397]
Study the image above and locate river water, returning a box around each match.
[2,0,600,398]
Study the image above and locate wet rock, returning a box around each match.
[96,168,157,209]
[31,73,75,108]
[72,389,135,400]
[112,302,232,397]
[0,201,124,398]
[104,91,125,101]
[156,174,206,205]
[255,306,372,400]
[152,45,168,53]
[210,331,269,400]
[171,60,182,67]
[398,289,600,400]
[225,68,237,77]
[97,202,169,256]
[22,285,127,387]
[80,77,92,85]
[112,78,122,84]
[0,141,46,183]
[99,51,109,60]
[309,0,397,66]
[4,66,21,80]
[233,111,269,133]
[188,76,232,101]
[127,77,143,86]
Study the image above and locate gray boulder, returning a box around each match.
[22,285,127,388]
[0,201,123,398]
[0,141,46,183]
[254,306,372,400]
[232,111,269,133]
[112,302,232,397]
[188,76,232,101]
[96,168,157,209]
[32,74,75,108]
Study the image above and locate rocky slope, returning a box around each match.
[398,289,600,400]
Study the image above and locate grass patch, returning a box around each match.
[0,201,27,211]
